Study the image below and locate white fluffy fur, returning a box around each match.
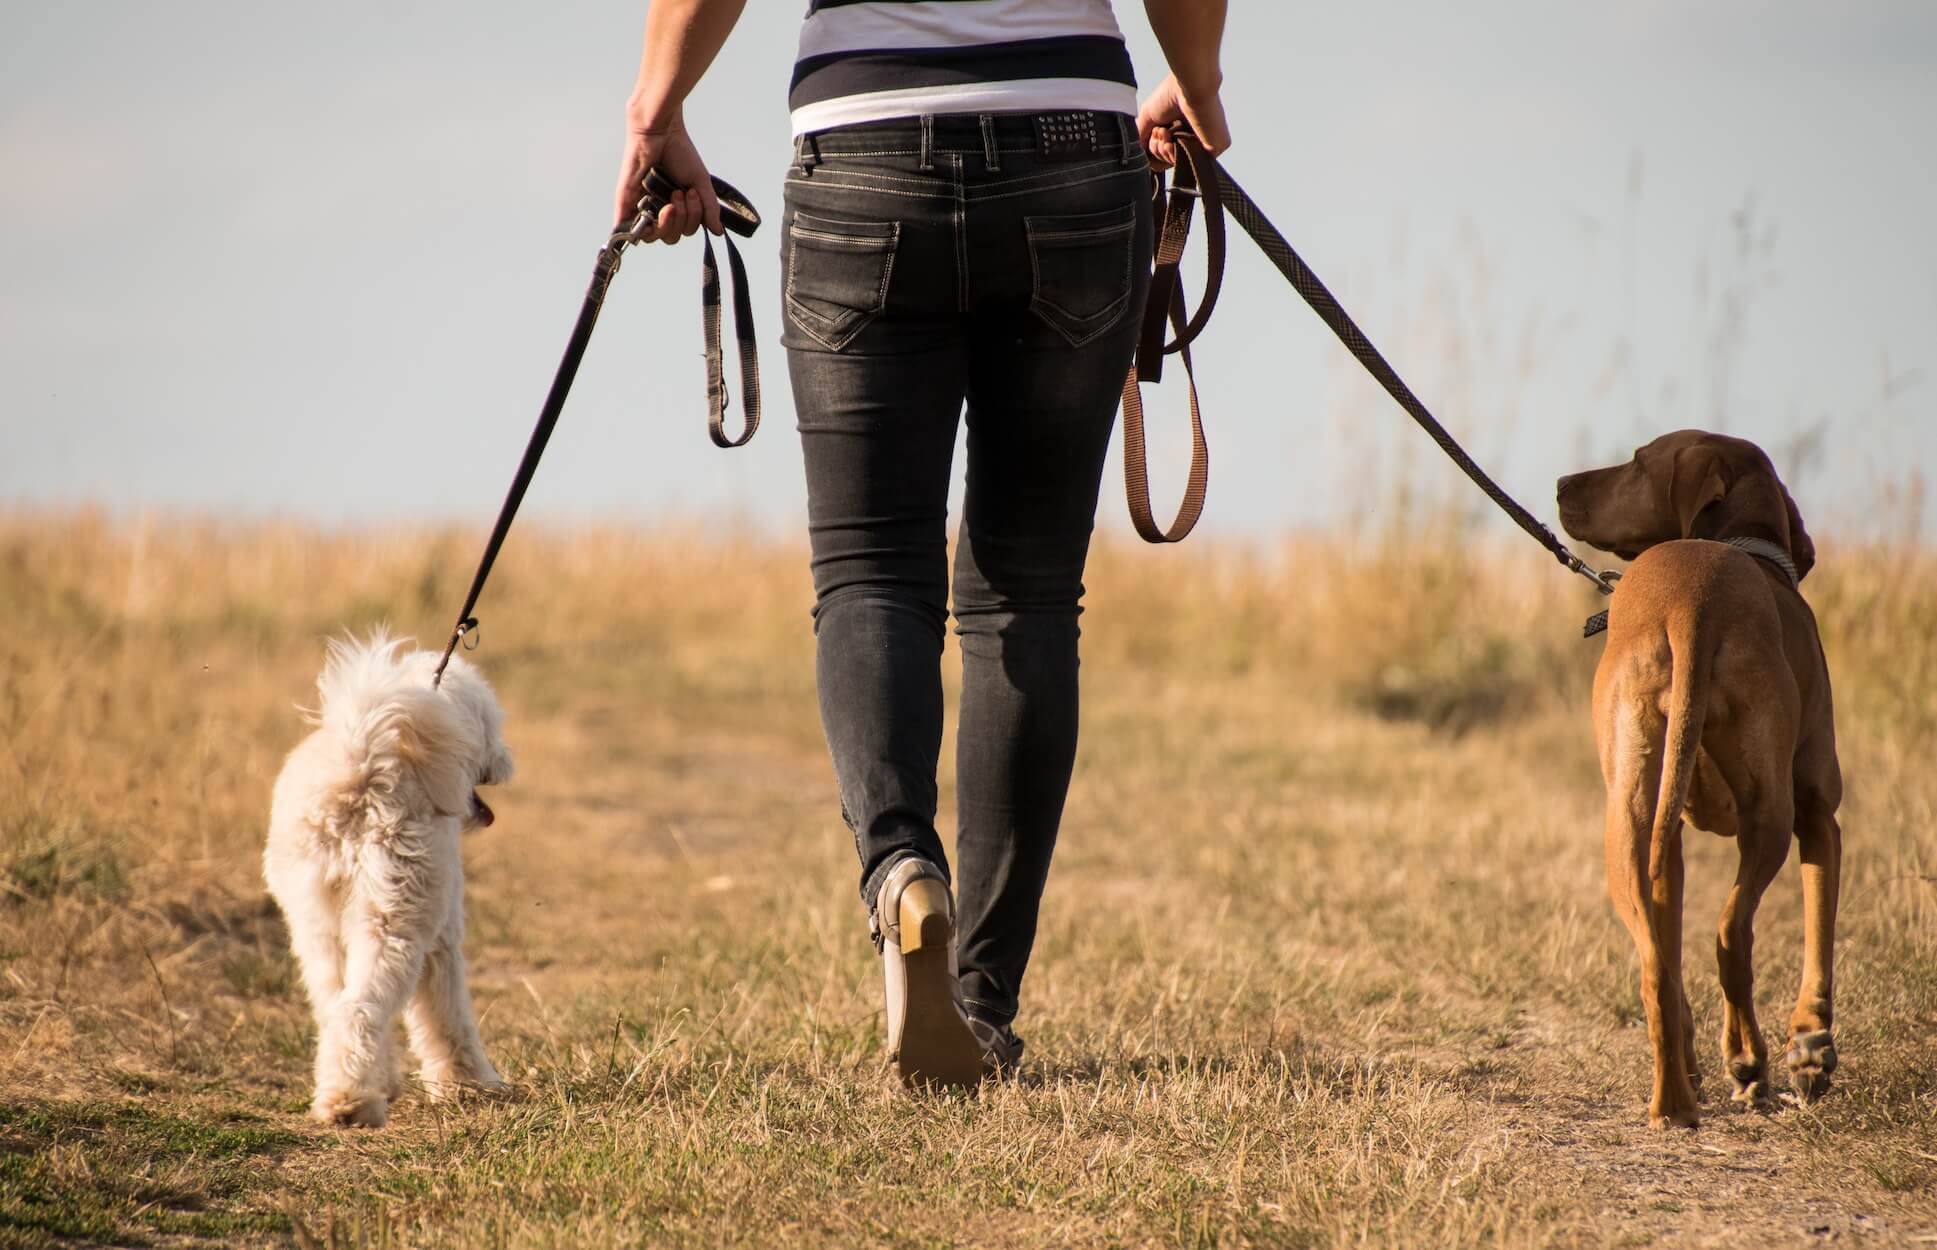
[265,631,514,1127]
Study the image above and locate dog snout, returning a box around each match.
[1556,473,1591,530]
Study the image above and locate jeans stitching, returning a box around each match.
[1032,292,1131,348]
[972,165,1150,203]
[802,144,1118,159]
[784,235,845,352]
[784,221,901,351]
[974,158,1143,192]
[784,181,951,203]
[878,228,901,320]
[953,155,968,312]
[785,167,952,193]
[1022,207,1137,348]
[792,210,899,241]
[1026,222,1135,244]
[784,157,1144,198]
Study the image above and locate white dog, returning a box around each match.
[265,632,513,1127]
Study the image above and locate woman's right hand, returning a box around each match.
[612,112,722,242]
[1136,72,1232,167]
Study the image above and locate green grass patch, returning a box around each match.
[0,1101,302,1247]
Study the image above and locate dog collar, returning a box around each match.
[1583,536,1801,639]
[1722,536,1800,587]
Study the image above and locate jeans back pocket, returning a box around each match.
[785,212,900,351]
[1025,203,1137,348]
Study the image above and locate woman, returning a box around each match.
[616,0,1231,1088]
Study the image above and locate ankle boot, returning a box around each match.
[873,858,990,1091]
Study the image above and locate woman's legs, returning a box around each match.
[783,113,1150,1070]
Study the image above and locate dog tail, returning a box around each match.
[1648,623,1709,885]
[315,630,480,821]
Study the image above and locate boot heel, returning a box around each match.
[898,878,952,954]
[877,860,989,1090]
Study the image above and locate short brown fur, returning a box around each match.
[1557,430,1842,1128]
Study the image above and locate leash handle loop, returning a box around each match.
[624,169,763,240]
[621,168,764,448]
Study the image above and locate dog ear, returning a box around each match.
[394,687,486,817]
[1781,480,1817,581]
[1670,446,1726,539]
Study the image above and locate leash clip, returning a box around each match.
[430,615,479,688]
[1581,570,1621,638]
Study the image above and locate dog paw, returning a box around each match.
[1785,1030,1838,1104]
[312,1089,389,1129]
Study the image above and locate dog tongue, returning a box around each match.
[472,791,495,827]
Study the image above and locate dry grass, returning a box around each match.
[1,509,1932,1248]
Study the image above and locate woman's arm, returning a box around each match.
[612,0,749,239]
[1138,0,1232,164]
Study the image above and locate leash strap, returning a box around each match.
[432,171,762,685]
[651,168,762,449]
[702,231,761,447]
[1136,140,1224,380]
[1121,281,1208,542]
[1120,140,1222,543]
[1122,134,1618,605]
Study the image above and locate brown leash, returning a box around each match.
[432,169,762,686]
[1120,138,1221,543]
[1122,135,1621,615]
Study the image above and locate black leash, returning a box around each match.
[432,170,762,686]
[1125,134,1621,625]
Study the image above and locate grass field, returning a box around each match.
[1,510,1933,1248]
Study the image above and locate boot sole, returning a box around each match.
[894,880,990,1091]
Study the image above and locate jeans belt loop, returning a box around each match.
[1117,113,1136,167]
[978,114,1000,172]
[918,113,936,172]
[795,134,820,173]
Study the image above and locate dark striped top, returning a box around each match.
[791,0,1137,137]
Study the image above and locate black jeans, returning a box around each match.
[781,112,1153,1029]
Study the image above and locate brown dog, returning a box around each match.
[1556,430,1841,1128]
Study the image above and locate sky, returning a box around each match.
[3,1,1933,543]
